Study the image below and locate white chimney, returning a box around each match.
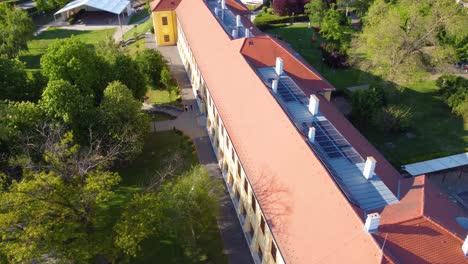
[231,29,238,38]
[275,57,283,76]
[308,127,316,143]
[244,28,250,38]
[221,0,226,9]
[236,15,241,27]
[363,156,376,179]
[272,79,278,93]
[308,94,319,115]
[463,235,468,257]
[364,213,380,233]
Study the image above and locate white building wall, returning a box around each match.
[176,18,285,264]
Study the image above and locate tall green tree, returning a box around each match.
[98,81,150,160]
[0,3,34,59]
[351,0,468,83]
[111,54,147,101]
[40,79,93,124]
[41,38,110,98]
[0,58,47,102]
[34,0,70,11]
[0,130,121,263]
[135,49,166,87]
[305,0,327,25]
[0,58,29,101]
[320,6,353,49]
[114,165,221,260]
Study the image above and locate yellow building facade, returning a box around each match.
[152,10,177,46]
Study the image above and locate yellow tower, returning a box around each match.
[152,7,178,46]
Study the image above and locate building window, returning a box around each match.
[251,193,256,213]
[260,216,265,235]
[243,177,248,193]
[258,245,263,261]
[234,187,240,201]
[248,222,255,239]
[162,16,168,25]
[271,243,277,262]
[164,35,170,42]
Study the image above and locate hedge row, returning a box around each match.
[253,13,309,30]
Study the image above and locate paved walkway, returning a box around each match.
[145,38,254,264]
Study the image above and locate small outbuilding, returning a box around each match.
[54,0,132,22]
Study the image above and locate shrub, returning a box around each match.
[262,6,268,13]
[319,42,348,68]
[373,105,413,133]
[160,66,175,89]
[350,86,387,128]
[436,74,468,117]
[253,13,308,29]
[135,49,166,87]
[272,0,307,16]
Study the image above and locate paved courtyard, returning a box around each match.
[145,36,254,264]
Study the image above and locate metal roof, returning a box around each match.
[403,152,468,176]
[207,1,248,39]
[54,0,130,15]
[257,66,399,211]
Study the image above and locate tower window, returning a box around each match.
[164,35,170,42]
[162,16,168,25]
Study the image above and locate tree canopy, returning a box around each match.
[351,0,468,83]
[98,81,150,160]
[305,0,326,25]
[40,79,93,124]
[0,3,34,59]
[114,165,221,260]
[40,38,110,98]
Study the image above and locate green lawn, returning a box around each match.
[129,8,150,24]
[115,131,227,264]
[146,89,182,107]
[124,18,153,40]
[124,38,147,57]
[364,81,468,166]
[19,27,116,69]
[265,24,377,90]
[264,23,468,166]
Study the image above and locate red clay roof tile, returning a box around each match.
[175,1,383,263]
[375,216,467,264]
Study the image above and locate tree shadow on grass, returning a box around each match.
[264,24,380,90]
[371,84,467,167]
[35,28,88,40]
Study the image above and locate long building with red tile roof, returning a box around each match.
[150,0,468,263]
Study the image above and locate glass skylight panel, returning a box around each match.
[206,1,248,39]
[256,66,398,211]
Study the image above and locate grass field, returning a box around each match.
[124,18,153,40]
[364,81,468,166]
[146,89,182,107]
[115,131,227,263]
[265,24,376,90]
[129,8,150,24]
[265,23,468,166]
[124,38,147,57]
[19,27,115,69]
